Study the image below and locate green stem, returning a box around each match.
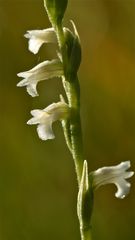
[80,228,93,240]
[55,24,84,184]
[55,23,92,240]
[64,78,83,184]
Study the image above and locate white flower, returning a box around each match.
[27,101,70,140]
[24,28,57,54]
[92,161,134,199]
[17,59,63,97]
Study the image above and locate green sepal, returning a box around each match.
[44,0,68,26]
[77,161,94,231]
[64,22,81,81]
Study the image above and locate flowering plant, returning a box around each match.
[17,1,134,239]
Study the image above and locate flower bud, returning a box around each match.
[44,0,68,26]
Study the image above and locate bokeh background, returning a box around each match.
[1,0,135,239]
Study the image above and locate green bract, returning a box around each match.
[44,0,68,26]
[77,161,93,231]
[64,22,81,80]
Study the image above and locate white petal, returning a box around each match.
[30,109,43,117]
[115,179,131,199]
[32,59,60,71]
[17,71,31,78]
[24,28,56,54]
[124,171,134,179]
[92,161,134,198]
[28,38,44,54]
[31,59,63,76]
[24,60,63,82]
[17,59,63,90]
[116,161,131,171]
[26,83,38,97]
[44,102,70,121]
[27,102,70,140]
[25,61,48,73]
[25,28,56,41]
[17,79,28,87]
[27,110,45,125]
[17,61,52,77]
[37,124,55,140]
[27,117,40,125]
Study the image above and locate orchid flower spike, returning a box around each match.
[91,161,134,199]
[24,28,57,54]
[27,101,70,140]
[17,59,63,97]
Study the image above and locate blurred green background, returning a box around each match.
[1,0,135,239]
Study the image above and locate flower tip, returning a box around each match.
[120,194,126,199]
[30,49,38,55]
[41,135,55,141]
[119,161,134,175]
[59,94,66,103]
[16,79,27,87]
[128,171,134,178]
[122,160,131,168]
[32,51,37,55]
[70,19,80,41]
[82,160,88,174]
[83,160,87,170]
[16,82,20,87]
[27,119,33,125]
[80,160,89,191]
[30,109,41,117]
[28,91,39,97]
[17,72,21,77]
[24,32,30,39]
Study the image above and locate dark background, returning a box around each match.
[1,0,135,239]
